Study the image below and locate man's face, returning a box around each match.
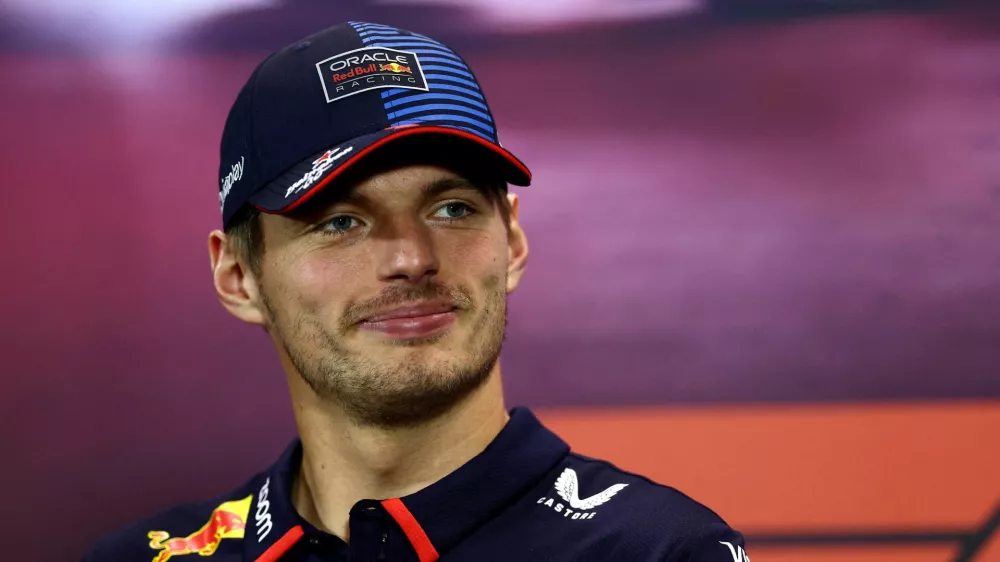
[245,162,526,427]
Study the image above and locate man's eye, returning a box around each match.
[433,202,474,220]
[321,215,361,234]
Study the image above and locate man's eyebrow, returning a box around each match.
[419,176,481,199]
[308,176,484,216]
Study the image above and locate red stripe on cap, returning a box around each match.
[254,525,304,562]
[382,498,440,562]
[272,125,531,216]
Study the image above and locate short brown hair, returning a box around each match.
[224,205,264,276]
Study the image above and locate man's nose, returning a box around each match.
[374,216,440,283]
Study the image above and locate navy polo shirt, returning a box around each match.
[83,408,749,561]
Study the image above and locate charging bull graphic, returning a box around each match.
[379,62,412,74]
[147,496,252,562]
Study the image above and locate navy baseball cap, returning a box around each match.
[217,21,531,228]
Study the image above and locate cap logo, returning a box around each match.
[316,46,428,103]
[285,145,354,198]
[219,155,245,209]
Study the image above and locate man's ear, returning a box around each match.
[504,193,528,294]
[208,230,267,326]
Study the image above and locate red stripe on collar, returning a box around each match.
[254,525,304,562]
[382,498,440,562]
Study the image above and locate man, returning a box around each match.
[84,21,750,562]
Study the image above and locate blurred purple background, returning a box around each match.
[2,1,999,561]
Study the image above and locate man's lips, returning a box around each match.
[361,301,457,323]
[357,302,458,339]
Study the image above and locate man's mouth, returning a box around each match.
[357,301,458,339]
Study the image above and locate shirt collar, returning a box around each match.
[244,407,569,560]
[399,407,569,553]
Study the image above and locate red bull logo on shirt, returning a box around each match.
[147,496,252,562]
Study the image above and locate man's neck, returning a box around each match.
[289,372,508,541]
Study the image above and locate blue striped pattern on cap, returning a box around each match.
[348,21,497,144]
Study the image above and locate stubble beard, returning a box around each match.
[263,275,507,429]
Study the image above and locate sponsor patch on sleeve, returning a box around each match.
[316,47,429,103]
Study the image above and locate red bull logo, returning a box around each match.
[147,496,252,562]
[332,63,378,82]
[318,46,429,102]
[380,63,412,74]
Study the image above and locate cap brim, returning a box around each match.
[248,125,531,216]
